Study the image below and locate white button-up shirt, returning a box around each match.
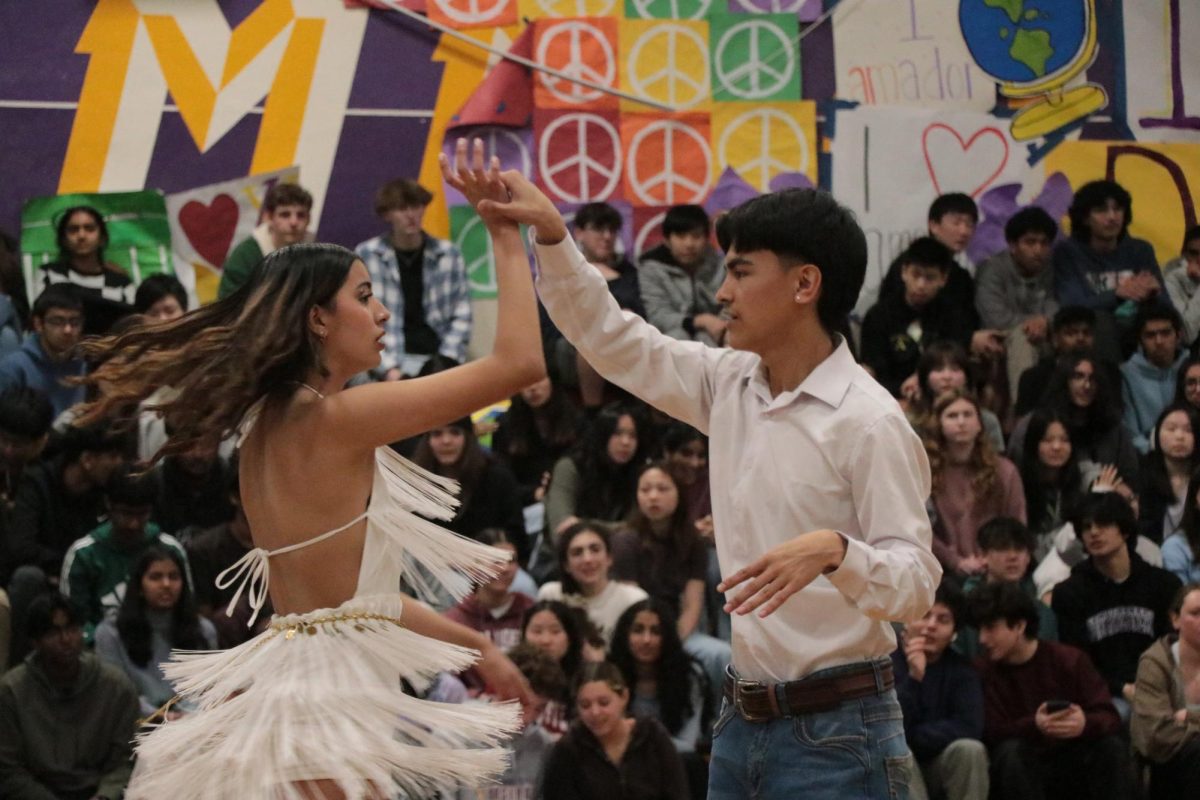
[534,237,942,682]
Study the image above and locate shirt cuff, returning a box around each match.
[532,234,586,286]
[824,534,870,601]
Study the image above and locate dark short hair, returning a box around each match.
[917,340,972,397]
[662,204,709,237]
[32,284,84,319]
[25,592,80,640]
[977,517,1035,554]
[507,641,568,701]
[105,464,157,508]
[1052,305,1096,333]
[55,205,109,260]
[1069,180,1132,241]
[59,421,128,462]
[262,183,312,213]
[134,273,189,315]
[716,188,867,334]
[1005,206,1058,243]
[570,660,628,699]
[0,388,54,440]
[374,178,432,216]
[660,422,705,456]
[967,580,1040,638]
[574,202,623,232]
[898,236,954,274]
[1182,225,1200,252]
[933,579,967,630]
[1170,581,1200,617]
[1134,304,1184,337]
[1069,491,1137,542]
[928,193,978,224]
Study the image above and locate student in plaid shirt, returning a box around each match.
[355,178,473,378]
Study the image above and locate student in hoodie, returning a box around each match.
[216,182,313,299]
[1131,582,1200,800]
[894,580,988,800]
[1162,225,1200,347]
[1051,491,1182,721]
[1123,305,1191,452]
[860,236,975,398]
[0,284,87,417]
[1054,179,1169,363]
[638,205,726,347]
[0,592,139,800]
[60,464,191,645]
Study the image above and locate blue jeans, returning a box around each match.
[709,659,913,799]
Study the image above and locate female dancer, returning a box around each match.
[74,141,544,799]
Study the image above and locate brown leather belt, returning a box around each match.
[723,660,894,722]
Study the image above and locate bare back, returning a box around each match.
[237,389,377,615]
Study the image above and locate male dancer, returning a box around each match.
[483,179,941,798]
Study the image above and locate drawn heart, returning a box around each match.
[921,124,1010,199]
[178,194,240,267]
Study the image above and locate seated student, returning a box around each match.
[37,206,135,327]
[217,182,313,299]
[957,518,1059,658]
[1018,410,1087,558]
[0,388,53,558]
[610,599,711,756]
[923,390,1026,576]
[1123,306,1190,453]
[147,436,234,535]
[464,641,565,800]
[1052,492,1183,720]
[1009,352,1140,486]
[0,593,139,800]
[492,376,582,506]
[412,416,527,559]
[537,661,689,800]
[970,581,1133,800]
[1014,306,1121,416]
[538,522,647,644]
[976,206,1060,394]
[1131,582,1200,800]
[94,545,217,718]
[1164,225,1200,347]
[522,599,588,739]
[1164,471,1200,584]
[893,581,988,800]
[1174,354,1200,418]
[860,237,975,397]
[0,284,87,416]
[61,465,191,644]
[543,202,645,408]
[610,463,730,704]
[134,273,189,323]
[1139,404,1200,543]
[1054,179,1170,363]
[444,528,534,659]
[544,402,647,538]
[638,205,726,347]
[907,340,1005,453]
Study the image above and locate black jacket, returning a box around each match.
[860,291,974,397]
[538,716,688,800]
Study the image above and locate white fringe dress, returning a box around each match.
[126,443,521,800]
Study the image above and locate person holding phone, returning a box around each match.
[969,582,1134,800]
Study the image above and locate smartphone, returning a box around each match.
[1044,699,1071,713]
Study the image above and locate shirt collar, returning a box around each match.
[747,335,856,409]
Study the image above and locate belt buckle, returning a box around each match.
[734,677,772,723]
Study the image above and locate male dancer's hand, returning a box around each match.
[718,529,847,618]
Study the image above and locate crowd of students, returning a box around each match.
[0,175,1198,799]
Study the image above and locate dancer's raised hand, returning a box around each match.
[440,137,511,228]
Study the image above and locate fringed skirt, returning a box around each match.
[127,594,520,800]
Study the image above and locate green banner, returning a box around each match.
[709,13,802,103]
[20,190,173,302]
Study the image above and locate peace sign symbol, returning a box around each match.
[626,120,712,206]
[627,24,710,109]
[536,21,618,105]
[634,210,667,259]
[535,0,616,15]
[714,20,797,100]
[454,213,498,295]
[429,0,512,26]
[628,0,714,20]
[538,113,623,202]
[717,108,809,192]
[732,0,809,11]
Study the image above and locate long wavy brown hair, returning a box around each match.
[72,243,357,463]
[923,388,999,500]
